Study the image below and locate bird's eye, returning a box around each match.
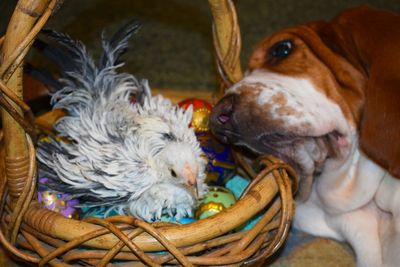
[162,133,175,141]
[268,40,293,63]
[170,169,177,178]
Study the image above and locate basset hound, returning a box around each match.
[210,5,400,267]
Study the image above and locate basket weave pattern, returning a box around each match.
[0,0,297,266]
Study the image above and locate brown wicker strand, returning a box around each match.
[16,235,34,251]
[135,219,280,265]
[8,134,37,244]
[0,80,32,116]
[0,0,57,81]
[32,222,134,265]
[4,155,29,199]
[228,198,281,256]
[0,97,37,139]
[63,250,140,263]
[132,219,194,266]
[209,0,243,90]
[35,216,183,264]
[240,160,298,199]
[195,222,280,262]
[22,230,74,267]
[243,158,296,266]
[174,233,267,265]
[232,151,258,179]
[0,225,40,263]
[73,218,159,267]
[23,203,63,235]
[1,3,53,248]
[20,226,111,266]
[204,241,236,258]
[261,171,292,256]
[21,223,66,248]
[0,143,8,228]
[263,155,299,192]
[91,216,191,266]
[81,227,144,267]
[0,79,37,130]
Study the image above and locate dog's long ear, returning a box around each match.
[360,75,400,178]
[305,6,400,178]
[344,7,400,178]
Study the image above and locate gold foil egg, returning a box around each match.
[178,98,213,132]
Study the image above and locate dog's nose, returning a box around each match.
[210,94,238,143]
[212,94,236,125]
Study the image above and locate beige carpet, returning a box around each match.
[270,238,355,267]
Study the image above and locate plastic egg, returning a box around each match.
[195,186,236,219]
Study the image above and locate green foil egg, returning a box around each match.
[196,186,236,219]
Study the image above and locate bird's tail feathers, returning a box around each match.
[99,19,141,69]
[27,20,149,113]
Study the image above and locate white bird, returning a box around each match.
[33,21,207,222]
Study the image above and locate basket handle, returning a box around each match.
[208,0,243,94]
[0,0,58,245]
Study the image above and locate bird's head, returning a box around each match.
[159,142,202,197]
[131,97,208,199]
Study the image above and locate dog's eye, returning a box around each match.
[268,40,293,62]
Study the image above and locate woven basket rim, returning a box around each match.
[21,157,294,252]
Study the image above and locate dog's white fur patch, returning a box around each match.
[228,70,350,137]
[295,142,399,267]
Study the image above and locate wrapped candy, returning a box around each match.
[179,98,236,185]
[195,186,236,219]
[38,135,79,219]
[38,178,79,219]
[197,132,236,185]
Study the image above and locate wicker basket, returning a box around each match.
[0,0,298,266]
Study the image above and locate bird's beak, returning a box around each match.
[193,181,198,198]
[183,164,199,198]
[185,173,199,198]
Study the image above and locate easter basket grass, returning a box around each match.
[0,0,298,266]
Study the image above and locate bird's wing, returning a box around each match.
[37,137,131,207]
